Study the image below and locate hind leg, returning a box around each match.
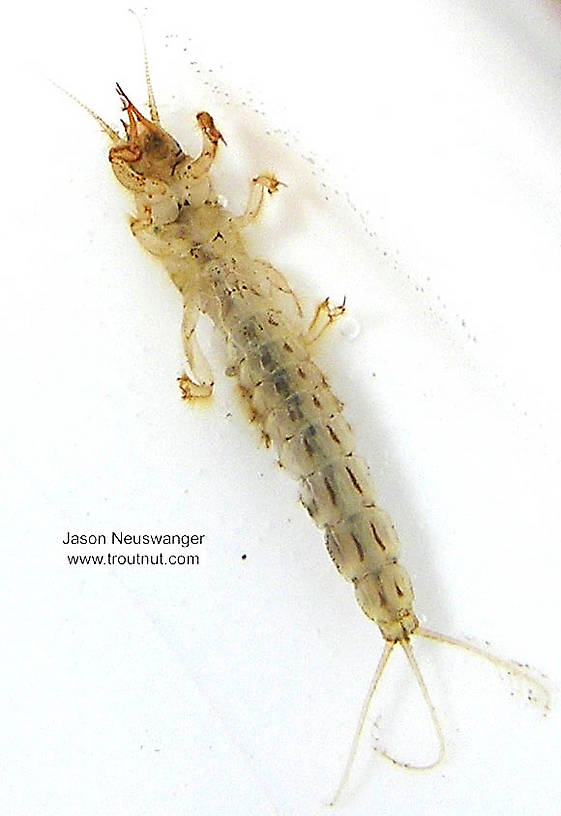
[304,297,346,345]
[178,302,214,400]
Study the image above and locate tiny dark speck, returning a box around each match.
[241,554,247,560]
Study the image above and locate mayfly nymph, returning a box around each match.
[61,42,550,805]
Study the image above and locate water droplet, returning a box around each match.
[342,317,361,341]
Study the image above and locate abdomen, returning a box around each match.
[206,260,418,642]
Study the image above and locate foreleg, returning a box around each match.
[175,112,225,182]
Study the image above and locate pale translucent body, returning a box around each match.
[110,93,417,644]
[67,66,549,804]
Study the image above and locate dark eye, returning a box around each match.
[145,133,164,154]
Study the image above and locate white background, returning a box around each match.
[3,1,561,814]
